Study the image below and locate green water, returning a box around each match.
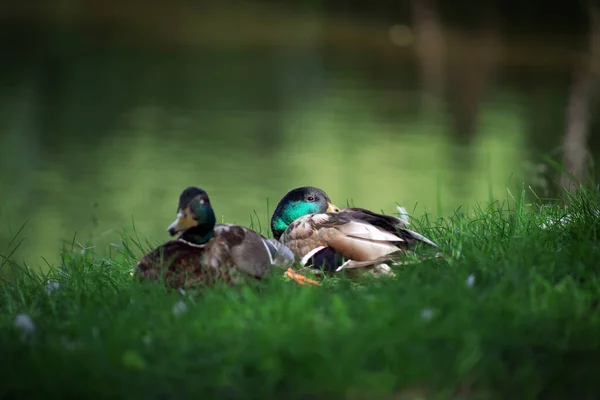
[0,9,589,269]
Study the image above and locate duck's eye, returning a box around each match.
[306,195,316,202]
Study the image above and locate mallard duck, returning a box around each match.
[270,186,439,277]
[135,186,319,289]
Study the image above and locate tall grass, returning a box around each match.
[1,186,599,399]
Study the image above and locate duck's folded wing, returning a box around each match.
[315,222,402,262]
[214,224,294,277]
[262,238,295,266]
[340,207,437,248]
[335,220,405,242]
[340,207,410,229]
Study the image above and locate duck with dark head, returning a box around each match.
[271,186,439,277]
[135,186,319,289]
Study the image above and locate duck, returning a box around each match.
[270,186,439,277]
[135,186,320,289]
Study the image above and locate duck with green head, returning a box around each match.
[270,186,439,277]
[135,186,319,289]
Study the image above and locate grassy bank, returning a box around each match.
[1,187,600,399]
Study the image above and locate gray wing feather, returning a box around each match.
[263,238,295,267]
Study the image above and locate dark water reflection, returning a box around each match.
[0,9,593,269]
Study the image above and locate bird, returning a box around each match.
[270,186,439,277]
[135,186,319,289]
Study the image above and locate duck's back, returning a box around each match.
[135,239,208,288]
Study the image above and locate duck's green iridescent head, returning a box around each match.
[270,186,340,240]
[167,186,217,243]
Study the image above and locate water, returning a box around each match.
[0,5,593,269]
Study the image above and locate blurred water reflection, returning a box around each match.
[0,2,594,269]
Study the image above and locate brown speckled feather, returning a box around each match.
[280,210,438,273]
[281,213,404,262]
[135,239,229,289]
[135,224,295,289]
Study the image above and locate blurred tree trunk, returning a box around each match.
[445,7,501,143]
[411,0,446,115]
[560,5,600,193]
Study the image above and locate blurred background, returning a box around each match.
[1,0,598,270]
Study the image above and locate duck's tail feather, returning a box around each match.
[398,227,438,248]
[396,206,410,225]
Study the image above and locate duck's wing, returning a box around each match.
[341,207,438,248]
[262,237,296,266]
[282,213,404,271]
[214,224,318,285]
[213,224,295,277]
[341,207,410,229]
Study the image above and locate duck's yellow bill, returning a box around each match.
[285,268,321,286]
[326,202,340,213]
[167,208,198,236]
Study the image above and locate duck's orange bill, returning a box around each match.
[285,268,321,286]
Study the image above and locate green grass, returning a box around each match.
[1,186,600,399]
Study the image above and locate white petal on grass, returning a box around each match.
[14,313,35,342]
[79,244,95,256]
[172,300,188,316]
[540,215,571,229]
[538,211,600,229]
[46,281,60,295]
[466,274,475,287]
[420,308,434,320]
